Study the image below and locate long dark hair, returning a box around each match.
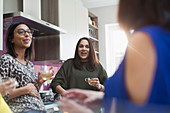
[118,0,170,31]
[73,37,98,72]
[5,21,34,60]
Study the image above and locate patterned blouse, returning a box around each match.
[0,54,46,113]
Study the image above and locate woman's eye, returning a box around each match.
[79,44,89,48]
[85,45,89,48]
[79,45,84,48]
[18,30,24,34]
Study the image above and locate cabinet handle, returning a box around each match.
[46,23,50,26]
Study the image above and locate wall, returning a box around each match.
[89,5,118,70]
[0,0,3,50]
[59,0,88,60]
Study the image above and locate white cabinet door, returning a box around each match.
[3,0,20,13]
[59,0,88,60]
[23,0,41,19]
[59,0,77,60]
[75,0,88,39]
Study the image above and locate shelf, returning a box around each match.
[88,11,99,59]
[95,51,99,54]
[89,36,99,42]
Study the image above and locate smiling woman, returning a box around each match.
[50,37,108,97]
[0,21,46,113]
[78,39,90,62]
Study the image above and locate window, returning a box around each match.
[105,23,128,77]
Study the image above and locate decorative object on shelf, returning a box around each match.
[88,17,92,25]
[92,21,97,27]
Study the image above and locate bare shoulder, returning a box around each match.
[128,31,154,53]
[125,31,156,105]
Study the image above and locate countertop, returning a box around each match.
[45,102,61,113]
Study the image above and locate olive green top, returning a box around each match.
[50,59,108,93]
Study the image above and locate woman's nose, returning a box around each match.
[25,32,29,36]
[82,46,87,50]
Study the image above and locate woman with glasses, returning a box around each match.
[0,21,46,113]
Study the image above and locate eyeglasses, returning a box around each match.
[16,29,34,36]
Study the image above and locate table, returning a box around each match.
[45,103,62,113]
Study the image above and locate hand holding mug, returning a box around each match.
[85,78,100,89]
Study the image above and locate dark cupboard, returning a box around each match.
[34,35,60,61]
[34,0,60,61]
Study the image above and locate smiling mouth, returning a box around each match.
[23,39,30,43]
[81,52,87,56]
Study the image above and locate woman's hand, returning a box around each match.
[88,78,100,88]
[62,89,104,109]
[25,83,40,99]
[0,77,16,96]
[38,66,54,89]
[38,72,46,89]
[88,78,104,91]
[58,97,94,113]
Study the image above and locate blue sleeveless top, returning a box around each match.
[103,25,170,113]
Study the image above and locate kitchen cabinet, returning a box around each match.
[23,0,41,19]
[59,0,88,60]
[35,0,88,61]
[1,0,22,53]
[34,0,60,61]
[88,11,99,59]
[34,35,60,61]
[41,0,58,26]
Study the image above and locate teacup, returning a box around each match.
[85,77,97,85]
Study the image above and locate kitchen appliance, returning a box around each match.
[3,11,66,37]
